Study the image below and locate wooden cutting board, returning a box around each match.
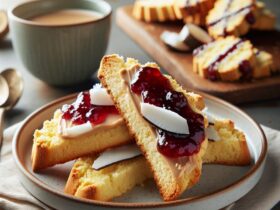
[116,6,280,104]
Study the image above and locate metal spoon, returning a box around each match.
[0,75,9,106]
[0,69,23,148]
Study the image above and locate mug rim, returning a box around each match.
[8,0,112,28]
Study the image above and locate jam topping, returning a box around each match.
[62,91,118,125]
[130,67,205,158]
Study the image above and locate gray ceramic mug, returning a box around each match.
[8,0,111,86]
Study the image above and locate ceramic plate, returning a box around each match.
[12,92,267,210]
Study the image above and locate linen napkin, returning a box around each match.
[0,123,279,210]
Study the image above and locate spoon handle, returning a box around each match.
[0,108,5,149]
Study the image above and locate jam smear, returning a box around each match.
[62,91,118,125]
[131,67,205,158]
[205,40,244,80]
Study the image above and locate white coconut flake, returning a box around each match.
[92,144,142,170]
[140,102,189,135]
[90,83,114,106]
[61,121,93,138]
[206,125,220,141]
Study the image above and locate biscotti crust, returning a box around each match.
[98,54,207,201]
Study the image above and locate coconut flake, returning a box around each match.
[92,144,142,170]
[60,120,93,138]
[140,102,189,135]
[206,125,220,141]
[90,83,114,106]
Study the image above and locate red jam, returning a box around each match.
[61,91,118,125]
[131,67,205,158]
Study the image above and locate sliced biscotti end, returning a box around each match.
[64,157,94,195]
[65,156,152,201]
[173,0,216,25]
[206,0,259,38]
[253,49,273,79]
[252,1,276,30]
[32,107,132,171]
[132,0,178,22]
[98,54,207,201]
[203,119,251,165]
[193,36,255,81]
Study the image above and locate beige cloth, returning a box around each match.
[0,124,279,210]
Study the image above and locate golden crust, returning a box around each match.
[98,54,207,201]
[31,110,132,171]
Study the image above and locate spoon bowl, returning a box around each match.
[0,75,9,106]
[0,68,23,148]
[1,68,23,110]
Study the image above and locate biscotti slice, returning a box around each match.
[253,49,273,79]
[31,88,132,171]
[252,2,276,30]
[132,0,178,22]
[193,36,255,81]
[65,156,152,201]
[206,0,259,38]
[65,119,250,201]
[173,0,216,26]
[203,119,250,165]
[98,54,208,201]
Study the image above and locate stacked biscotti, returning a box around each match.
[132,0,278,82]
[32,54,251,202]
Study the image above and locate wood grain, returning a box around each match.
[116,6,280,104]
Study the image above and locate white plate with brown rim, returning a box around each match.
[12,92,267,210]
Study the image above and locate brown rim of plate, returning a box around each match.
[8,0,112,28]
[13,91,267,208]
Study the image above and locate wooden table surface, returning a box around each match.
[0,0,280,130]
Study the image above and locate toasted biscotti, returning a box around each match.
[173,0,216,26]
[98,54,208,201]
[193,36,255,81]
[193,36,274,81]
[203,119,250,165]
[65,156,152,201]
[206,0,259,38]
[252,1,276,30]
[31,110,131,171]
[132,0,178,22]
[253,49,273,79]
[65,119,250,201]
